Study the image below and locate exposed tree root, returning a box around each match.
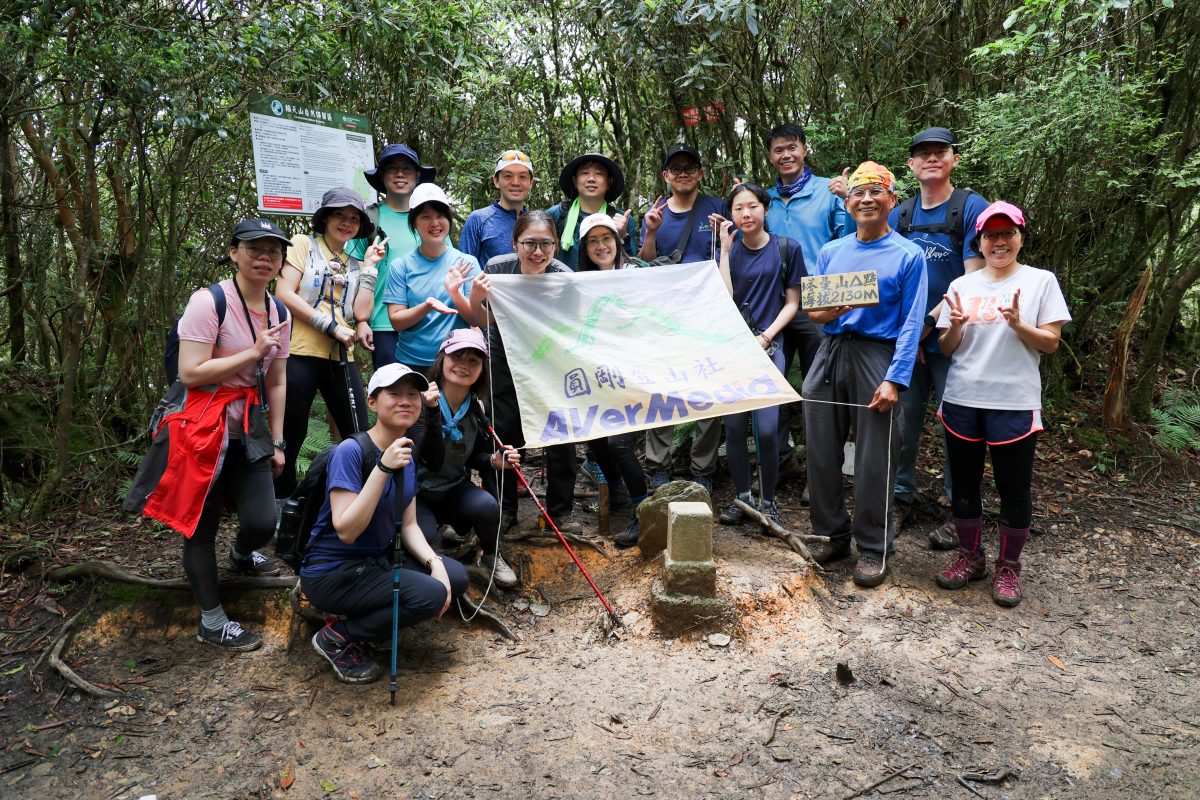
[46,611,119,698]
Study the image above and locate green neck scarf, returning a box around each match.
[561,197,607,251]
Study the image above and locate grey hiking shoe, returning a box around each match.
[312,625,381,684]
[229,547,282,576]
[197,620,262,652]
[480,552,518,587]
[928,521,958,551]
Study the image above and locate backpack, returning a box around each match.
[895,187,980,256]
[275,431,379,572]
[163,283,288,384]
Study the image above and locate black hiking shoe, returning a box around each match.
[229,547,282,576]
[759,500,783,529]
[197,620,262,652]
[809,538,852,565]
[312,625,382,684]
[614,516,640,549]
[718,492,755,526]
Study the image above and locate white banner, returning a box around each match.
[487,261,800,447]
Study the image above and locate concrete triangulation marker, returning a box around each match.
[651,500,731,637]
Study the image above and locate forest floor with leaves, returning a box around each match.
[1,426,1198,800]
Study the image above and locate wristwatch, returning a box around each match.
[272,438,287,450]
[923,314,936,328]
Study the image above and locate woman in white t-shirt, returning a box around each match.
[935,201,1070,608]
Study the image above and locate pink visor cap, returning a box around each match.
[974,200,1026,233]
[441,327,488,356]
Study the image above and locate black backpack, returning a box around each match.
[895,187,980,256]
[163,283,288,384]
[275,431,380,572]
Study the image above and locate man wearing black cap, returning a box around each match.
[351,144,436,368]
[545,153,635,271]
[888,126,989,548]
[638,146,727,493]
[638,146,726,265]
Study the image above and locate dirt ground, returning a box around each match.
[1,441,1198,800]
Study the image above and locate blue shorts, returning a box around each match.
[938,401,1042,445]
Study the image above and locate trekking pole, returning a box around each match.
[480,417,617,619]
[751,411,765,505]
[339,343,361,434]
[389,506,402,706]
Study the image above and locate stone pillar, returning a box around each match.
[651,501,729,636]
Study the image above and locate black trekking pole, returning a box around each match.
[339,342,362,434]
[389,475,402,706]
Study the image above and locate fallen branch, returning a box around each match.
[734,499,824,563]
[503,528,610,557]
[841,762,917,800]
[45,561,297,590]
[456,595,519,642]
[46,611,118,698]
[762,704,794,746]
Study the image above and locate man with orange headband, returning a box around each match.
[803,161,927,588]
[460,150,536,266]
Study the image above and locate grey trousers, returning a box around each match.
[802,335,901,556]
[644,416,723,477]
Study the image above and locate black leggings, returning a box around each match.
[182,440,276,610]
[589,432,647,500]
[946,431,1037,529]
[416,481,502,554]
[276,353,369,495]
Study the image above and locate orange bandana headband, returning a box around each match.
[847,161,896,193]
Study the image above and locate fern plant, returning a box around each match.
[1150,387,1200,454]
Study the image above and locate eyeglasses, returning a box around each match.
[666,163,700,176]
[381,162,418,176]
[981,229,1020,241]
[239,242,284,261]
[584,233,617,246]
[497,150,533,166]
[847,186,889,200]
[517,239,556,252]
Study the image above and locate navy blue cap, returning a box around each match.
[661,145,703,171]
[909,127,958,153]
[364,144,436,194]
[232,218,290,247]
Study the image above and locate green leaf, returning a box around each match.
[320,778,338,793]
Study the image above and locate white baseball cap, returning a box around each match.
[367,363,430,396]
[579,213,620,240]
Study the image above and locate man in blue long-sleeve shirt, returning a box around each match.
[802,161,927,588]
[459,150,534,266]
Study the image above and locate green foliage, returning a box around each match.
[1150,387,1200,454]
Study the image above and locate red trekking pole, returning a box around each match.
[482,417,618,621]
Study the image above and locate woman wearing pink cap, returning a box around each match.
[935,201,1070,607]
[416,328,521,587]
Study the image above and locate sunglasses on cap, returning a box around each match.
[497,150,532,165]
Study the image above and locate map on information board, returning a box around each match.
[249,94,375,216]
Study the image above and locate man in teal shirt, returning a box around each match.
[764,124,855,483]
[352,143,436,368]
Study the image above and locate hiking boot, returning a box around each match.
[580,458,606,487]
[197,620,262,652]
[649,470,670,490]
[229,547,281,576]
[500,512,519,533]
[614,516,640,549]
[935,548,988,590]
[992,559,1023,607]
[718,492,754,526]
[809,538,852,565]
[542,514,583,536]
[312,625,382,684]
[852,554,888,588]
[692,474,713,495]
[928,520,958,551]
[480,552,518,588]
[759,500,783,529]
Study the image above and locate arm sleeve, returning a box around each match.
[326,438,369,494]
[380,254,409,306]
[412,406,444,472]
[833,196,856,238]
[176,287,221,343]
[885,250,930,389]
[784,237,806,284]
[1035,272,1072,326]
[458,212,483,261]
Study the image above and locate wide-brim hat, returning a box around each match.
[364,144,437,194]
[311,187,375,240]
[558,153,624,203]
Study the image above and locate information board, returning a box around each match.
[249,94,375,216]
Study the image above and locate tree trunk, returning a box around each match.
[1101,264,1153,428]
[0,114,26,362]
[1131,257,1200,420]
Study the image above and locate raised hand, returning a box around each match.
[254,321,288,357]
[612,209,631,239]
[380,436,414,471]
[444,260,471,295]
[829,167,851,199]
[472,273,491,302]
[363,235,390,271]
[643,196,667,233]
[945,290,968,329]
[423,381,441,408]
[716,217,736,252]
[999,288,1022,328]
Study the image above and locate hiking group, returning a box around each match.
[125,124,1070,685]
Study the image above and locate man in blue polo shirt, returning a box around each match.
[764,123,856,483]
[459,150,535,267]
[804,161,926,588]
[889,127,988,549]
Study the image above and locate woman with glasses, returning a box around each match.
[381,183,480,372]
[934,201,1069,607]
[452,211,581,534]
[711,184,803,530]
[125,220,292,651]
[275,187,387,496]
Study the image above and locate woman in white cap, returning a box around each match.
[417,329,520,586]
[382,183,481,372]
[302,362,469,684]
[124,219,293,651]
[574,213,653,548]
[275,186,387,497]
[935,201,1070,608]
